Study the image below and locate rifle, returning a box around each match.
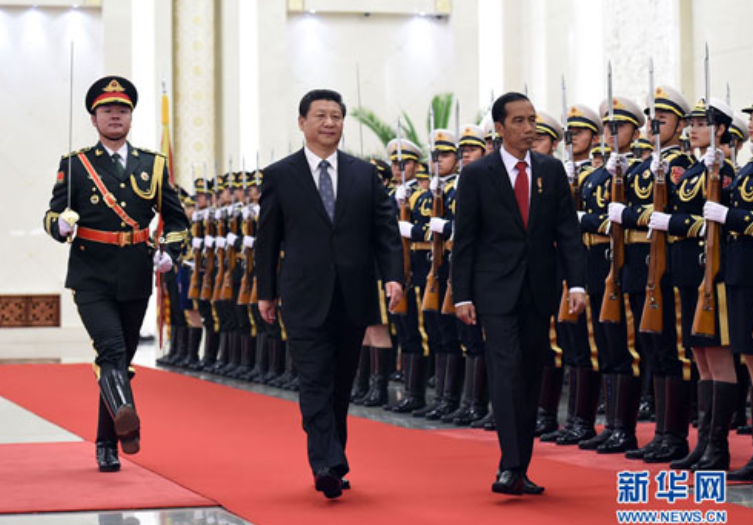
[238,163,255,306]
[423,109,444,312]
[558,75,580,323]
[188,165,204,300]
[220,160,239,300]
[692,45,721,338]
[211,163,227,302]
[600,62,626,324]
[392,117,411,315]
[640,58,667,333]
[442,100,461,316]
[199,163,217,301]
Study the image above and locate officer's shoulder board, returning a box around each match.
[135,147,168,159]
[61,146,93,159]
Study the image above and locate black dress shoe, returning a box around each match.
[314,469,343,499]
[728,456,753,482]
[96,442,120,472]
[492,470,524,495]
[522,475,545,495]
[341,478,351,490]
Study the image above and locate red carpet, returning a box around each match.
[0,442,214,514]
[0,363,751,525]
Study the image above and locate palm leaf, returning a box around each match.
[427,93,454,132]
[350,108,395,147]
[401,111,423,153]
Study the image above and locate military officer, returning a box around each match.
[572,96,644,453]
[610,86,694,463]
[650,97,738,472]
[43,76,188,472]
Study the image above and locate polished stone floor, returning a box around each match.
[1,328,752,523]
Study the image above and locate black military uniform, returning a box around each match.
[43,76,188,471]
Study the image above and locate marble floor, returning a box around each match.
[1,326,752,524]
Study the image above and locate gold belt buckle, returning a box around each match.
[117,231,132,247]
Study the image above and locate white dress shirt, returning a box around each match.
[304,145,338,198]
[102,143,128,169]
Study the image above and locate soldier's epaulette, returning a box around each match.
[444,179,457,192]
[723,158,736,173]
[409,187,426,208]
[62,146,93,159]
[578,166,596,185]
[136,147,167,158]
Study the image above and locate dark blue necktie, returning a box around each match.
[112,153,125,178]
[318,160,335,221]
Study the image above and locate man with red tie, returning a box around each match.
[452,92,587,495]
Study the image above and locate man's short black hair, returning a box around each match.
[299,89,347,118]
[492,92,531,125]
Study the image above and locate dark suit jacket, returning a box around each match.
[255,149,403,328]
[452,150,585,317]
[44,142,188,301]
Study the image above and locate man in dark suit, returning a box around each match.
[255,89,403,499]
[452,92,587,495]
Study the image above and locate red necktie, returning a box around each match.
[514,160,529,227]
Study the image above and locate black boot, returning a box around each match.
[645,376,690,463]
[444,355,474,423]
[671,380,713,470]
[541,366,576,442]
[351,346,371,403]
[598,374,640,453]
[693,381,738,471]
[638,370,655,421]
[383,353,412,411]
[413,354,446,418]
[262,339,284,384]
[426,354,463,420]
[362,346,390,407]
[627,376,667,460]
[535,366,564,436]
[177,327,202,368]
[229,333,254,378]
[557,368,600,445]
[99,368,139,455]
[271,347,295,388]
[220,332,242,376]
[482,410,496,431]
[157,325,180,365]
[193,327,219,371]
[205,332,230,374]
[732,363,750,431]
[457,355,489,425]
[579,374,616,450]
[392,354,426,413]
[728,433,753,482]
[244,333,269,382]
[739,387,753,435]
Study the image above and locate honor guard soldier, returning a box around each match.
[389,137,434,412]
[572,96,644,453]
[540,104,602,443]
[43,76,188,472]
[591,143,610,169]
[649,97,737,472]
[415,129,463,421]
[483,119,500,155]
[612,86,694,463]
[442,124,490,426]
[532,111,562,156]
[632,135,655,161]
[714,101,753,482]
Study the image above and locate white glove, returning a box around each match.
[58,219,74,237]
[608,202,626,224]
[650,153,668,175]
[226,232,238,246]
[192,209,202,222]
[430,217,448,234]
[703,201,729,224]
[153,251,173,273]
[192,237,203,251]
[182,260,195,270]
[395,184,407,204]
[215,237,227,249]
[251,204,260,218]
[243,235,255,249]
[241,206,250,220]
[214,209,223,221]
[577,211,586,223]
[398,220,413,239]
[564,160,576,183]
[606,153,629,176]
[429,177,440,192]
[648,212,671,232]
[703,148,724,170]
[204,235,215,249]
